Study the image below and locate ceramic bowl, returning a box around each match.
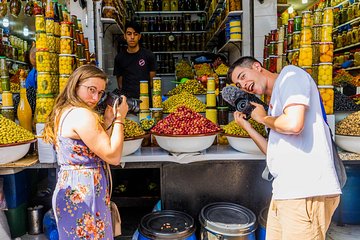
[225,135,263,155]
[123,135,146,156]
[152,132,218,153]
[335,135,360,154]
[0,139,37,164]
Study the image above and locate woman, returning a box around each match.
[43,65,128,239]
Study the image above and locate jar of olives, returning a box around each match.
[36,32,48,49]
[152,92,162,108]
[45,18,55,34]
[60,37,73,54]
[37,72,52,94]
[46,34,56,52]
[59,54,74,75]
[1,106,15,121]
[36,49,51,72]
[59,74,70,92]
[318,63,333,85]
[321,24,333,42]
[153,77,161,92]
[323,7,334,25]
[60,22,73,37]
[299,45,313,67]
[140,95,150,110]
[313,10,323,25]
[36,94,55,123]
[35,15,46,32]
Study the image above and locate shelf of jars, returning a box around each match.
[218,39,241,53]
[334,42,360,53]
[135,10,205,15]
[205,0,225,30]
[206,10,243,47]
[334,0,350,8]
[153,51,206,54]
[101,18,125,35]
[341,66,360,71]
[6,58,29,66]
[125,0,137,14]
[277,4,290,13]
[142,31,206,34]
[333,16,360,32]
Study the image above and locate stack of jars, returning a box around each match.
[217,76,229,145]
[59,19,75,92]
[139,80,150,120]
[298,11,313,75]
[151,77,162,111]
[205,77,217,124]
[0,56,15,121]
[318,7,334,115]
[74,18,87,67]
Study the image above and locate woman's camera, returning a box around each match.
[104,92,142,114]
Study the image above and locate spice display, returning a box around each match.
[151,106,220,135]
[124,118,146,138]
[299,45,312,67]
[335,111,360,136]
[162,91,206,113]
[319,87,334,114]
[318,63,333,85]
[0,114,35,145]
[223,120,267,137]
[167,79,206,95]
[319,42,333,63]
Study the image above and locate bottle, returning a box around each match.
[43,209,59,240]
[17,70,33,132]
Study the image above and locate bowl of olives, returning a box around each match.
[0,139,37,164]
[225,134,263,155]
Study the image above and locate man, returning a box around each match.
[228,56,341,240]
[113,21,157,99]
[25,42,37,89]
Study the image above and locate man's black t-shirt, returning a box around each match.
[113,48,157,99]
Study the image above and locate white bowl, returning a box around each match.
[335,135,360,154]
[122,136,144,156]
[0,139,36,164]
[226,135,263,155]
[152,133,218,153]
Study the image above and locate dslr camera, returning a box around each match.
[104,92,142,114]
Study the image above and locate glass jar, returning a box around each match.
[60,37,73,54]
[294,16,302,32]
[1,107,15,121]
[35,94,55,123]
[36,31,48,49]
[152,92,162,108]
[153,77,161,92]
[36,49,51,72]
[355,3,360,18]
[288,19,294,34]
[217,107,229,125]
[1,76,10,92]
[35,15,46,32]
[321,24,333,42]
[300,28,312,46]
[352,26,359,44]
[277,41,284,55]
[354,51,360,66]
[139,95,150,110]
[299,45,312,67]
[334,8,340,26]
[50,73,59,95]
[312,64,319,83]
[301,11,312,28]
[45,18,54,34]
[318,87,334,114]
[49,52,58,72]
[37,72,52,94]
[206,108,217,124]
[312,43,320,65]
[46,34,56,52]
[318,63,333,85]
[313,10,323,25]
[287,49,299,65]
[59,74,70,92]
[0,56,8,76]
[150,108,163,123]
[268,42,277,55]
[207,77,215,91]
[348,4,355,21]
[312,25,322,42]
[319,42,334,63]
[140,80,149,94]
[206,92,216,107]
[346,28,353,46]
[341,30,347,47]
[341,6,348,23]
[287,34,293,50]
[269,56,277,73]
[293,32,300,49]
[60,22,73,37]
[59,54,74,75]
[45,0,54,18]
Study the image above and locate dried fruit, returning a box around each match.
[151,106,220,135]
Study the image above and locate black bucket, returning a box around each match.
[138,210,197,240]
[199,202,257,240]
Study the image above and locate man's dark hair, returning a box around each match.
[125,21,141,34]
[227,56,262,83]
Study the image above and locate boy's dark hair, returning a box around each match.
[125,21,141,34]
[227,56,262,83]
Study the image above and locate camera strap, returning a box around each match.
[106,98,121,131]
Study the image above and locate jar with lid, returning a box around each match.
[321,24,333,42]
[288,19,294,34]
[352,26,359,44]
[287,49,299,65]
[287,34,293,50]
[293,32,300,49]
[300,28,312,46]
[334,8,340,26]
[318,63,333,85]
[269,56,277,73]
[348,4,355,21]
[312,25,322,42]
[354,51,360,66]
[299,45,312,67]
[346,28,353,46]
[217,107,229,125]
[314,10,323,25]
[323,7,334,25]
[139,95,150,110]
[355,3,360,18]
[206,92,217,107]
[36,49,51,72]
[301,11,312,28]
[312,43,320,65]
[45,0,54,18]
[312,64,319,83]
[140,80,149,94]
[0,56,8,76]
[36,94,55,123]
[342,6,348,23]
[294,16,302,32]
[153,77,161,92]
[319,42,334,63]
[1,107,15,121]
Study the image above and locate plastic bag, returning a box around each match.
[0,179,8,210]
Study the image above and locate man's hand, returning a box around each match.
[250,102,267,124]
[234,111,253,131]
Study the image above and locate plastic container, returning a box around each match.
[4,202,27,238]
[2,170,28,209]
[138,210,196,240]
[199,202,257,240]
[43,209,59,240]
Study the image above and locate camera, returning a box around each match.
[234,98,256,120]
[104,92,142,114]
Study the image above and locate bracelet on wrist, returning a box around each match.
[113,121,125,126]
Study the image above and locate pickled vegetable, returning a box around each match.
[318,63,333,85]
[47,34,56,52]
[152,93,162,108]
[36,95,55,123]
[318,87,334,114]
[59,74,70,92]
[37,72,52,94]
[59,54,74,75]
[319,42,333,63]
[35,15,45,32]
[124,118,146,138]
[323,7,333,25]
[223,120,267,137]
[299,45,312,67]
[300,28,312,46]
[321,25,333,42]
[36,50,51,72]
[60,37,73,54]
[36,32,48,49]
[45,18,55,34]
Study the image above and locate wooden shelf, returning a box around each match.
[334,42,360,53]
[0,155,38,168]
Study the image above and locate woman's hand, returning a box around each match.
[104,105,115,127]
[115,95,128,121]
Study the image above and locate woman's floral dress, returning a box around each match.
[52,136,113,240]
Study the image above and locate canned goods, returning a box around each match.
[206,108,217,124]
[140,80,149,94]
[140,95,150,110]
[323,7,333,25]
[36,49,51,72]
[299,45,312,67]
[60,22,73,37]
[36,32,48,49]
[152,93,162,108]
[37,72,52,94]
[207,77,215,91]
[318,63,333,85]
[1,91,13,106]
[153,77,161,92]
[59,54,74,75]
[36,94,55,123]
[60,37,73,54]
[150,108,163,123]
[45,18,55,34]
[35,15,45,32]
[319,42,333,63]
[206,92,216,107]
[59,74,70,92]
[1,106,15,121]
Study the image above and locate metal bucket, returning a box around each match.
[256,207,268,240]
[27,205,44,235]
[138,210,197,240]
[199,202,257,240]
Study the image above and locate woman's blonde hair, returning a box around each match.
[42,65,107,144]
